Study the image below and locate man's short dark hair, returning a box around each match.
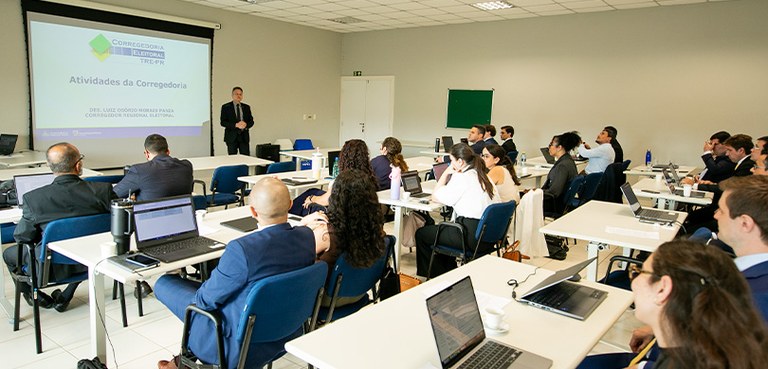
[484,124,496,137]
[144,134,169,154]
[501,125,514,137]
[46,142,79,173]
[472,124,486,135]
[710,131,731,143]
[232,86,243,93]
[720,176,768,244]
[724,134,754,153]
[603,126,617,140]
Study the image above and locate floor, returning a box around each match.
[1,212,644,369]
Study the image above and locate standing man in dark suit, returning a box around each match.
[3,143,116,312]
[114,134,194,201]
[155,177,315,369]
[220,86,254,155]
[500,125,517,153]
[699,131,735,183]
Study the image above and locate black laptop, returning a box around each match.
[432,162,450,182]
[0,134,17,156]
[401,170,430,198]
[327,150,341,176]
[427,276,553,369]
[132,196,225,263]
[539,148,555,164]
[441,136,454,152]
[620,183,679,224]
[220,216,259,232]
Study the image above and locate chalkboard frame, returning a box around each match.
[445,89,494,129]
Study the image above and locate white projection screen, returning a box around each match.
[24,2,213,169]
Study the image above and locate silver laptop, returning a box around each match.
[661,167,706,198]
[620,183,679,224]
[401,170,430,198]
[518,257,608,320]
[427,276,553,369]
[132,195,224,263]
[0,134,17,156]
[13,173,55,206]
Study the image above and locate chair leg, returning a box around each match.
[426,250,436,280]
[112,280,118,300]
[32,290,42,354]
[118,283,128,327]
[136,281,144,317]
[13,281,21,331]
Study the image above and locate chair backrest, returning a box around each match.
[475,201,517,243]
[562,176,586,208]
[83,175,124,184]
[266,161,294,174]
[192,195,208,210]
[326,235,393,299]
[293,139,314,151]
[577,172,604,205]
[38,213,111,266]
[593,160,630,203]
[211,165,249,194]
[506,150,519,164]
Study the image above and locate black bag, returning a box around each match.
[77,357,108,369]
[378,266,401,301]
[545,235,568,260]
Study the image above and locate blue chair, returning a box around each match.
[192,195,208,211]
[507,150,519,164]
[83,175,124,184]
[178,262,328,369]
[265,161,294,174]
[11,213,111,354]
[544,176,585,219]
[292,139,314,170]
[427,201,517,278]
[194,165,248,209]
[319,235,395,324]
[568,172,603,209]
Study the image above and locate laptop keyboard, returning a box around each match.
[638,208,677,222]
[147,237,217,256]
[458,341,521,369]
[412,192,430,198]
[528,282,579,308]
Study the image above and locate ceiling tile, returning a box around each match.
[572,6,615,12]
[561,0,612,9]
[612,2,658,8]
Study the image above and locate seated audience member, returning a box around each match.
[370,137,409,190]
[577,129,615,174]
[113,134,193,201]
[751,135,767,163]
[415,143,500,278]
[155,178,315,369]
[3,143,116,312]
[301,169,385,306]
[483,124,498,146]
[289,139,375,216]
[481,144,520,204]
[603,125,623,163]
[467,124,487,155]
[500,125,517,153]
[541,132,580,213]
[698,130,735,183]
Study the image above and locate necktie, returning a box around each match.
[235,104,241,121]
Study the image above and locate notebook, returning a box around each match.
[401,170,430,198]
[0,134,17,155]
[620,183,679,224]
[220,216,259,232]
[539,148,555,164]
[518,257,608,320]
[13,173,55,206]
[661,167,706,198]
[432,162,450,182]
[427,276,552,369]
[132,195,224,263]
[442,136,454,152]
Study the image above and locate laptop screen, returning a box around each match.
[433,162,450,182]
[327,150,340,176]
[442,136,454,152]
[133,196,197,244]
[426,277,485,368]
[619,183,642,215]
[0,134,18,155]
[13,173,55,205]
[401,171,421,193]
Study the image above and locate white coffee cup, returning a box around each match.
[401,191,411,201]
[682,184,692,197]
[195,209,207,224]
[521,166,529,175]
[100,241,117,259]
[484,306,505,330]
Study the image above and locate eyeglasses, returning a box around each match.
[75,154,85,164]
[628,264,658,281]
[548,143,558,147]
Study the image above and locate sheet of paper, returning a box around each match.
[605,226,660,240]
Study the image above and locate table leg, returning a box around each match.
[0,265,12,319]
[89,269,107,362]
[586,241,600,281]
[391,205,404,272]
[667,200,677,210]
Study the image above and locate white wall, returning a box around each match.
[340,0,768,166]
[0,0,342,158]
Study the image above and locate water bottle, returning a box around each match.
[331,157,339,179]
[434,138,440,152]
[520,152,527,168]
[390,166,401,200]
[645,149,652,167]
[311,148,322,180]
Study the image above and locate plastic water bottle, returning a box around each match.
[390,166,401,200]
[520,152,527,168]
[331,157,339,179]
[645,149,652,167]
[311,148,323,180]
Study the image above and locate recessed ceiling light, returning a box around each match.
[328,17,366,24]
[471,1,515,11]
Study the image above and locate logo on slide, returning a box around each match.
[89,34,112,61]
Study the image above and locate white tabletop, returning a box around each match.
[418,150,450,157]
[286,256,634,369]
[632,178,713,207]
[183,154,272,171]
[279,148,341,161]
[624,164,697,177]
[405,156,440,174]
[0,167,103,181]
[0,207,23,224]
[0,151,48,168]
[238,169,331,193]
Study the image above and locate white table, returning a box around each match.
[624,164,697,178]
[418,150,450,157]
[238,170,331,197]
[405,156,440,175]
[286,256,634,369]
[47,206,257,361]
[632,178,713,209]
[279,148,341,171]
[0,166,103,181]
[183,154,272,173]
[539,201,686,281]
[0,151,48,168]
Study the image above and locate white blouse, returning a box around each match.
[433,168,500,219]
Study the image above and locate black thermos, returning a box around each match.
[110,199,133,255]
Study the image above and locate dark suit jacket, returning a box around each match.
[114,154,194,201]
[501,138,516,153]
[611,141,624,163]
[733,157,755,177]
[470,140,486,155]
[484,137,498,146]
[187,223,316,369]
[543,155,578,202]
[743,260,768,321]
[220,101,254,145]
[700,154,736,183]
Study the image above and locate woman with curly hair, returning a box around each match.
[371,137,409,190]
[289,139,374,215]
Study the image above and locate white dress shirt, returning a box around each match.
[433,168,500,220]
[578,143,615,174]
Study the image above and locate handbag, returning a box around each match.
[545,235,568,260]
[501,240,524,262]
[77,357,108,369]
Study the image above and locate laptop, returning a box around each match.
[13,173,55,206]
[539,147,555,164]
[619,183,680,224]
[132,195,225,263]
[661,167,706,198]
[327,150,341,176]
[0,134,18,155]
[427,276,553,369]
[518,257,608,320]
[401,170,431,198]
[441,136,454,152]
[220,216,259,232]
[460,138,469,144]
[432,162,450,182]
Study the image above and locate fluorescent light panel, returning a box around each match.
[471,1,515,11]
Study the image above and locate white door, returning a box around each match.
[340,76,394,154]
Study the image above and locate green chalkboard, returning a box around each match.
[446,89,494,129]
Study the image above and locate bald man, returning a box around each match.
[4,142,116,312]
[155,178,316,369]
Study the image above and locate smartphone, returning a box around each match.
[125,253,160,268]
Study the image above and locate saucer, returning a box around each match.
[484,321,510,335]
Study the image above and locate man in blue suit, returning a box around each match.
[113,134,193,201]
[155,178,316,369]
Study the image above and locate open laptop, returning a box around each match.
[132,195,225,263]
[0,134,18,156]
[620,183,679,224]
[13,173,55,206]
[427,276,552,369]
[402,170,431,198]
[441,136,454,152]
[433,162,450,182]
[661,167,706,198]
[327,150,341,176]
[518,257,608,320]
[539,147,555,164]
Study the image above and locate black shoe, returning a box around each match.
[22,291,54,309]
[51,289,71,313]
[134,281,153,299]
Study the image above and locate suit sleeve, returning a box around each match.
[194,241,248,311]
[543,165,568,198]
[113,166,141,198]
[13,199,39,245]
[243,104,255,129]
[220,103,236,129]
[701,154,732,179]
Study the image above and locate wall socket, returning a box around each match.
[303,114,317,120]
